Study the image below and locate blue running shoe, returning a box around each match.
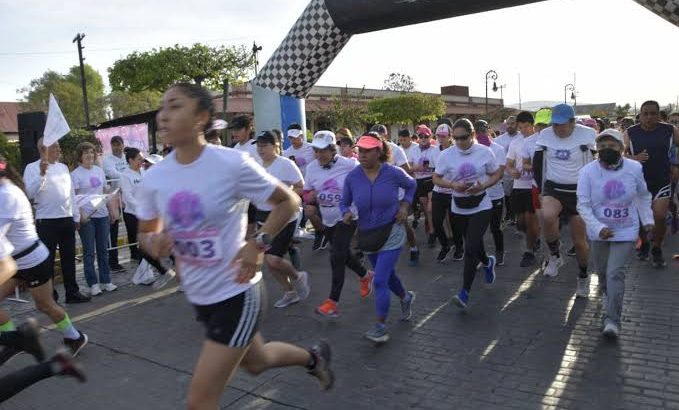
[452,289,469,309]
[484,255,496,284]
[365,323,389,343]
[400,291,416,321]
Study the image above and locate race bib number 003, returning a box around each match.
[173,228,223,265]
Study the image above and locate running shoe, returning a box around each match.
[307,340,334,390]
[637,242,650,261]
[567,246,576,257]
[289,246,302,270]
[274,291,300,308]
[295,228,315,240]
[359,270,374,298]
[315,299,339,318]
[89,284,102,296]
[293,271,311,300]
[51,350,87,382]
[451,247,464,261]
[400,291,416,321]
[109,263,126,272]
[484,255,497,284]
[364,323,389,343]
[436,246,451,263]
[427,234,437,248]
[576,276,590,298]
[543,255,564,277]
[519,252,536,268]
[495,252,505,267]
[101,283,118,292]
[312,233,324,251]
[602,320,620,339]
[0,347,22,366]
[409,248,420,266]
[320,235,330,250]
[152,269,176,290]
[651,247,667,268]
[452,289,469,310]
[18,318,46,362]
[63,331,88,357]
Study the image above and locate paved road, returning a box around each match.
[2,227,679,410]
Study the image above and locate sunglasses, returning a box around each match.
[453,134,471,141]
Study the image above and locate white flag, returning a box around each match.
[43,93,71,147]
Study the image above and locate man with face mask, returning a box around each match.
[532,104,596,298]
[577,129,653,338]
[494,116,522,225]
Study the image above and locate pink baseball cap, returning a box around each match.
[356,135,384,150]
[416,125,432,137]
[583,118,597,129]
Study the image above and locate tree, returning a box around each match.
[615,103,631,118]
[107,90,162,119]
[383,73,416,92]
[108,43,255,92]
[19,64,107,127]
[368,93,445,126]
[0,132,21,171]
[312,87,372,134]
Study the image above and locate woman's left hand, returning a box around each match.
[466,181,485,195]
[396,203,409,224]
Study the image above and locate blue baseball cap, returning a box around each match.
[551,104,576,125]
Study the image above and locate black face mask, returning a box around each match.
[599,148,621,165]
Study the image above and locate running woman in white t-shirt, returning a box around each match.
[137,84,333,408]
[254,131,311,309]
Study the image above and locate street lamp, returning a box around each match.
[485,70,498,115]
[564,83,576,105]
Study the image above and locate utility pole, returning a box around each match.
[72,33,90,127]
[518,73,522,110]
[252,42,263,76]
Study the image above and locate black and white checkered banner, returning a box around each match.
[634,0,679,27]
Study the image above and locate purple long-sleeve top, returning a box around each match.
[340,163,416,231]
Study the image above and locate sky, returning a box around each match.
[1,0,678,109]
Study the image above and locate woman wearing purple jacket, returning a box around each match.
[340,132,417,343]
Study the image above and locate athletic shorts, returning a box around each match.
[511,189,535,214]
[416,178,434,198]
[543,181,578,217]
[255,210,297,257]
[194,281,263,348]
[647,181,671,201]
[13,258,51,288]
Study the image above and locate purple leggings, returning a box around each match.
[368,248,406,321]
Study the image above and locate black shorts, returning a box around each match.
[647,181,671,201]
[194,281,263,348]
[416,178,434,198]
[511,189,536,214]
[14,257,51,288]
[255,210,297,257]
[247,204,257,225]
[543,181,578,217]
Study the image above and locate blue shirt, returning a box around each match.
[340,163,416,231]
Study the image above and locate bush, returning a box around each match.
[0,132,21,170]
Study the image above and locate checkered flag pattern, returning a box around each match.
[634,0,679,27]
[253,0,351,98]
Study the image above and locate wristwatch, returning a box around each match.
[253,232,272,251]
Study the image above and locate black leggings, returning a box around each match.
[451,210,491,292]
[0,362,54,402]
[431,191,452,248]
[123,212,168,275]
[325,221,367,302]
[490,199,504,254]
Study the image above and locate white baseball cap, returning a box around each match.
[310,131,336,149]
[596,128,623,144]
[287,129,304,138]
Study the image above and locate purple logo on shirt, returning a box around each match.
[603,180,626,200]
[167,191,205,229]
[555,149,571,161]
[458,163,477,180]
[89,176,101,188]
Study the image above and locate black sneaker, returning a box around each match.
[63,332,88,357]
[307,340,334,390]
[427,234,437,248]
[320,235,330,250]
[17,318,46,362]
[452,247,464,261]
[436,247,451,263]
[408,249,419,266]
[50,350,86,382]
[638,242,650,261]
[567,246,576,257]
[652,247,667,268]
[312,233,324,251]
[288,246,301,270]
[65,292,91,304]
[109,264,125,272]
[0,347,22,366]
[520,251,536,268]
[496,252,505,266]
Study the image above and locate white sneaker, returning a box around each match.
[295,228,315,240]
[274,291,300,308]
[576,276,590,298]
[152,269,176,290]
[293,271,310,300]
[543,255,563,277]
[90,284,102,296]
[602,321,620,338]
[101,283,117,292]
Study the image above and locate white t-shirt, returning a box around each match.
[388,142,408,167]
[432,146,454,194]
[71,165,109,219]
[494,132,522,154]
[535,124,596,185]
[304,156,358,227]
[0,232,12,259]
[435,144,499,215]
[283,142,315,176]
[23,160,79,221]
[136,145,278,305]
[120,168,144,216]
[577,158,653,242]
[256,156,303,223]
[507,137,535,190]
[401,144,419,165]
[487,142,507,200]
[411,145,439,180]
[234,139,260,160]
[102,153,128,189]
[0,182,49,270]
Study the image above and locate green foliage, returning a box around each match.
[368,93,446,126]
[319,87,371,134]
[19,64,107,127]
[59,128,101,169]
[107,90,162,119]
[108,43,254,92]
[0,132,21,170]
[615,103,631,117]
[383,73,416,92]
